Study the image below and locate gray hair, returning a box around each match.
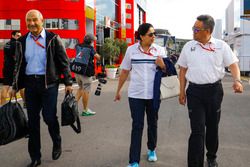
[25,9,43,20]
[197,15,215,33]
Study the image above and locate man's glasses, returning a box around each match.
[192,27,207,33]
[146,32,157,37]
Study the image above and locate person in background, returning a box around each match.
[11,9,73,167]
[1,30,25,106]
[114,23,166,167]
[177,14,243,167]
[75,33,100,116]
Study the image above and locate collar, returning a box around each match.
[194,37,216,52]
[28,28,46,39]
[137,42,157,55]
[194,36,216,45]
[10,37,17,42]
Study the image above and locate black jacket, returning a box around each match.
[3,38,16,78]
[12,30,73,90]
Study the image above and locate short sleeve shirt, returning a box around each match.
[120,42,167,99]
[177,37,238,84]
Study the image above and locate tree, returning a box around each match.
[114,38,128,56]
[102,38,120,65]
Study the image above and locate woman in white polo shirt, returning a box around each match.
[114,23,166,167]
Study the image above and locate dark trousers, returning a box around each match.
[25,76,61,161]
[128,98,158,164]
[186,82,223,167]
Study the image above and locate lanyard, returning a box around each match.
[138,46,154,56]
[31,35,45,49]
[199,43,215,52]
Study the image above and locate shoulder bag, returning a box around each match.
[160,75,180,100]
[70,46,95,77]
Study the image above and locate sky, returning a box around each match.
[147,0,232,39]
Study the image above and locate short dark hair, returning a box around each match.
[84,33,96,45]
[197,15,215,33]
[136,23,154,40]
[11,30,20,36]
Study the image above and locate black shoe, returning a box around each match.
[207,159,218,167]
[26,159,41,167]
[52,144,62,160]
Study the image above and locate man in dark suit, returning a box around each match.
[11,9,73,167]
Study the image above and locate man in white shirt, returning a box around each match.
[177,15,243,167]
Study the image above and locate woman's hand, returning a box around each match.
[114,92,121,101]
[155,56,166,70]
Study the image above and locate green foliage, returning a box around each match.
[102,38,120,65]
[102,38,128,65]
[115,38,128,56]
[105,64,117,68]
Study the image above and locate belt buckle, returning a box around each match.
[34,74,42,79]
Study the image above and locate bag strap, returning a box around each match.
[8,95,18,103]
[70,116,81,134]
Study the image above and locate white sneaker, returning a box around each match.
[87,108,96,114]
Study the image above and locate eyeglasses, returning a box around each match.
[192,27,207,33]
[146,32,157,37]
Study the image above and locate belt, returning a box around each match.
[26,74,45,79]
[189,80,221,87]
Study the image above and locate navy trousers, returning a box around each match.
[25,76,61,161]
[128,98,158,164]
[186,82,223,167]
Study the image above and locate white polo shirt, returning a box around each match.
[120,42,166,99]
[177,37,238,84]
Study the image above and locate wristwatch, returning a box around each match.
[234,79,242,84]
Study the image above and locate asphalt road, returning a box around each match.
[0,76,250,167]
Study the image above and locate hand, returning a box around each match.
[179,92,186,105]
[155,56,166,70]
[114,92,121,101]
[65,86,73,93]
[9,88,17,99]
[233,82,243,93]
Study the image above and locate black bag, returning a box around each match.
[61,92,81,134]
[70,59,88,75]
[0,99,28,145]
[85,62,95,77]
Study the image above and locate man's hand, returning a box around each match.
[9,88,17,99]
[228,63,243,93]
[179,92,186,105]
[65,86,73,93]
[94,53,101,61]
[233,81,243,93]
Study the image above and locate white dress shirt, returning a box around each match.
[120,42,166,99]
[177,37,238,84]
